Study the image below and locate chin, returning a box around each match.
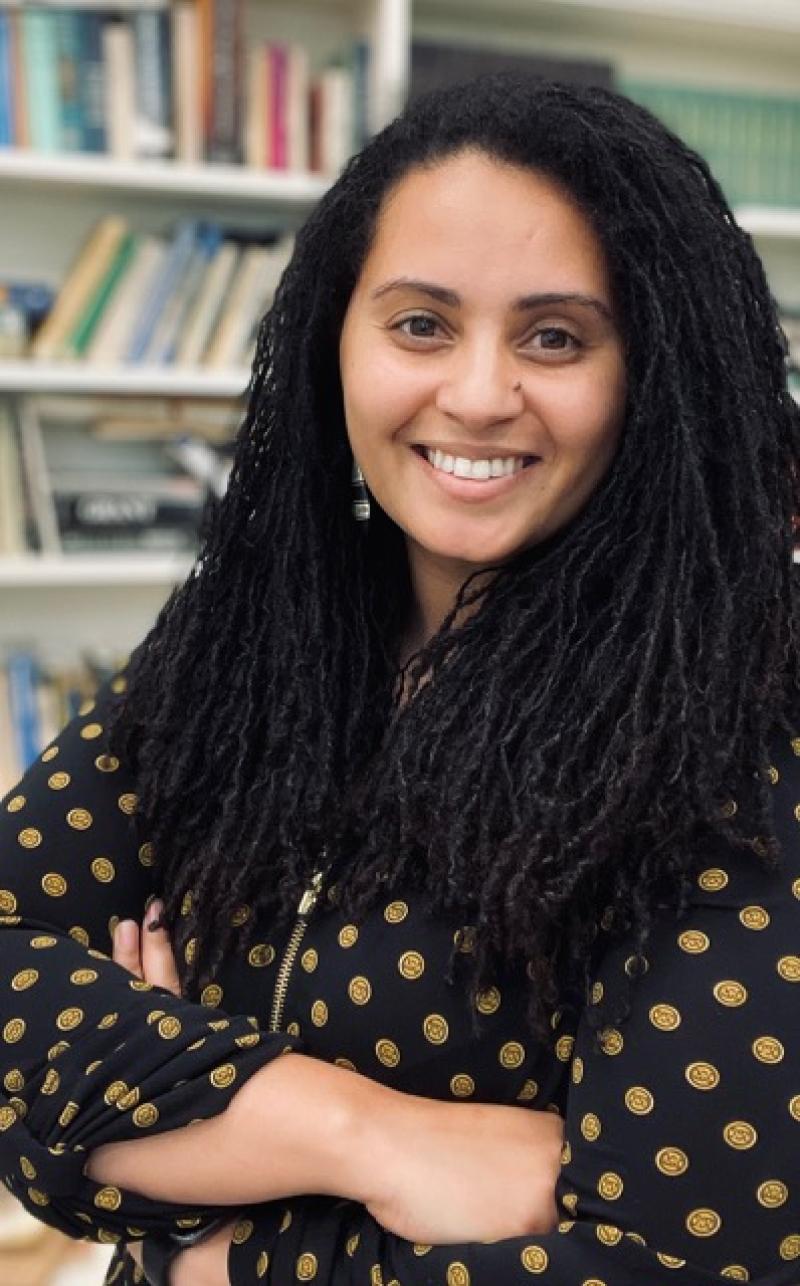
[415,523,538,570]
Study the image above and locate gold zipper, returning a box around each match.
[268,864,327,1033]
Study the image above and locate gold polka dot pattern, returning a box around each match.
[3,686,800,1284]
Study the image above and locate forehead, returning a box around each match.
[359,150,613,301]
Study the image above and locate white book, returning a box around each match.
[0,403,26,555]
[17,400,60,555]
[173,0,202,164]
[203,246,272,369]
[320,66,354,176]
[175,240,240,366]
[207,239,294,370]
[86,237,167,366]
[103,20,136,160]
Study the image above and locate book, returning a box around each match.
[6,652,41,777]
[55,9,83,152]
[84,235,166,366]
[173,239,240,366]
[102,16,135,159]
[142,222,222,364]
[64,230,138,360]
[208,0,243,164]
[28,215,129,361]
[172,0,202,163]
[132,9,173,158]
[124,218,199,363]
[20,9,60,151]
[0,402,26,556]
[203,241,288,368]
[0,11,15,147]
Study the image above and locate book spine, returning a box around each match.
[0,12,13,147]
[66,230,138,359]
[55,10,83,152]
[102,17,135,159]
[30,215,129,361]
[269,43,287,169]
[7,11,27,148]
[124,219,199,363]
[79,12,107,154]
[21,10,61,152]
[172,0,201,163]
[208,0,243,164]
[132,10,173,158]
[6,653,42,775]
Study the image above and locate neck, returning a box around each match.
[397,538,496,672]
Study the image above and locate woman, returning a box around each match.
[1,71,799,1285]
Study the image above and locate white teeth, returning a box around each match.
[423,447,527,480]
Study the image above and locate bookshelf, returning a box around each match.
[0,0,798,665]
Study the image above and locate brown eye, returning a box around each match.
[392,314,441,340]
[531,327,581,352]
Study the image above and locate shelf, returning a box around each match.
[0,150,331,208]
[0,554,194,587]
[423,0,800,35]
[0,361,250,398]
[734,208,800,240]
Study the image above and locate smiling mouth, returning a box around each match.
[412,444,538,480]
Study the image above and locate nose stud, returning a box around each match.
[513,380,522,392]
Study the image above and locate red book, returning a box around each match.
[268,42,287,168]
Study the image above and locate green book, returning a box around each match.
[63,232,139,359]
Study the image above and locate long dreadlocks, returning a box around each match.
[105,72,800,1040]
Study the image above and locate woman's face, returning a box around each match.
[339,149,627,571]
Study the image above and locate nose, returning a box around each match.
[434,339,524,428]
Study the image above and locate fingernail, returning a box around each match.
[146,899,163,926]
[116,921,137,950]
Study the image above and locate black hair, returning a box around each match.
[106,72,800,1042]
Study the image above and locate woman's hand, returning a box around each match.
[362,1093,564,1245]
[112,898,181,995]
[111,902,238,1284]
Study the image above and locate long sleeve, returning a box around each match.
[227,725,800,1285]
[0,664,304,1249]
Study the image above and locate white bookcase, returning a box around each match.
[1,0,798,664]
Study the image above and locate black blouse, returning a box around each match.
[1,663,799,1285]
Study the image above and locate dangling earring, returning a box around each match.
[351,457,370,523]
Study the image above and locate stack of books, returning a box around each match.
[0,218,293,368]
[0,394,236,558]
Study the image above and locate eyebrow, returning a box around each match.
[370,277,614,322]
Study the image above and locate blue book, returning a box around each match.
[6,653,41,773]
[21,10,61,152]
[78,13,106,153]
[124,219,200,363]
[0,12,13,147]
[155,222,223,364]
[352,39,370,149]
[55,10,84,152]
